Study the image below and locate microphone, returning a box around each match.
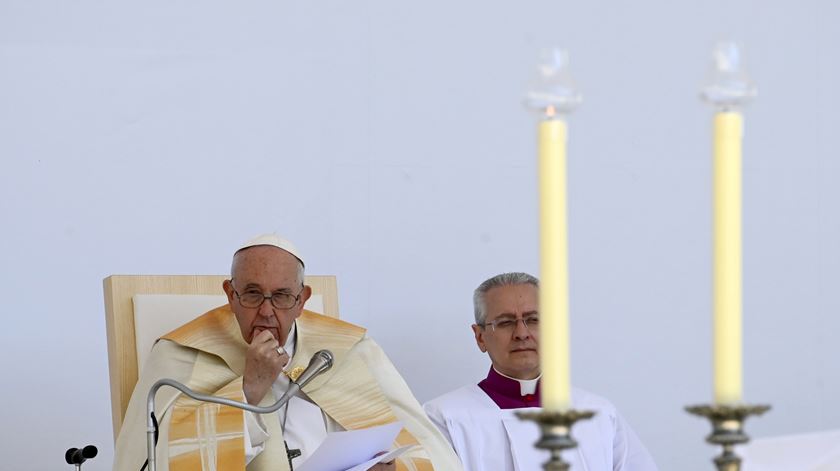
[294,349,334,387]
[65,445,97,465]
[144,350,334,471]
[275,349,335,405]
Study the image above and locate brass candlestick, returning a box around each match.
[685,403,771,471]
[517,409,595,471]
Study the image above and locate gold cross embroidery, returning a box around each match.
[283,366,305,382]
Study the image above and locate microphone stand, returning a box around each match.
[145,350,333,471]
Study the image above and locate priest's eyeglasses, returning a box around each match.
[480,315,539,334]
[232,285,304,310]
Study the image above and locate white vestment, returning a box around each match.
[424,385,658,471]
[244,323,335,466]
[114,308,463,471]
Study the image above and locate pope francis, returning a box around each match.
[113,234,462,471]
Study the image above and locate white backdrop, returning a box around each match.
[1,1,839,470]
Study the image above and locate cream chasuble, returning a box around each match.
[114,306,460,471]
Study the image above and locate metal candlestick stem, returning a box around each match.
[517,409,595,471]
[685,403,771,471]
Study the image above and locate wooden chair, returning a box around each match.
[102,274,339,440]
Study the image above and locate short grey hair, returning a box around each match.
[293,260,305,286]
[473,272,539,325]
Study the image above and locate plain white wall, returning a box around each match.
[1,1,838,470]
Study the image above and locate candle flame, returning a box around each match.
[545,105,556,118]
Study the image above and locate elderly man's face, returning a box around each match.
[223,245,311,345]
[472,283,540,380]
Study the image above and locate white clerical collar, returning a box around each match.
[493,367,541,396]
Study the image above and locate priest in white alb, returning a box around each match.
[423,272,658,471]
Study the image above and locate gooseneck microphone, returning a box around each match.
[65,445,97,468]
[275,349,334,405]
[144,350,334,471]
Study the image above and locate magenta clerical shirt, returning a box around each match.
[477,367,541,410]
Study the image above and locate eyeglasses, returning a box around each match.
[231,284,304,310]
[480,315,539,334]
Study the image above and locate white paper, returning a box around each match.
[296,422,404,471]
[344,445,414,471]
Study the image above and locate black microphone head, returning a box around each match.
[81,445,98,459]
[65,448,78,465]
[66,445,97,464]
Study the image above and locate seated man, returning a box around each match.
[423,272,657,471]
[114,234,462,471]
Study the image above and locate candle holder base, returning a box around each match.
[685,403,771,471]
[517,409,595,471]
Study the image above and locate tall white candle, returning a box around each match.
[538,111,571,411]
[713,111,743,404]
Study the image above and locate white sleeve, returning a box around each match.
[422,401,455,449]
[352,336,464,471]
[243,409,270,465]
[612,411,659,471]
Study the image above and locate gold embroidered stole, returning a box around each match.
[292,313,433,471]
[160,306,433,471]
[162,307,249,471]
